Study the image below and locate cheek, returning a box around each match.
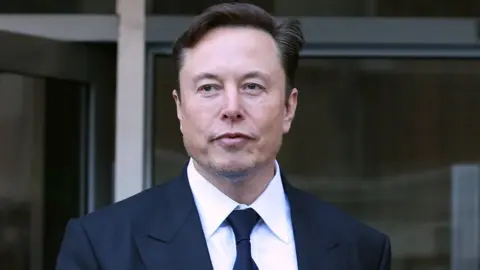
[181,104,214,136]
[250,104,285,147]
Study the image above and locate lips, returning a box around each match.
[213,132,253,146]
[216,132,252,140]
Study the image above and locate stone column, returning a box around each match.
[114,0,146,201]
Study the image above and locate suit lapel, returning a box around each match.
[283,175,348,270]
[134,168,214,270]
[132,166,348,270]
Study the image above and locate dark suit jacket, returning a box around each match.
[56,168,391,270]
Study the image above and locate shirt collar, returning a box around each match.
[187,158,291,244]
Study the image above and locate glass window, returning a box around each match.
[0,0,115,13]
[150,0,480,17]
[152,55,480,269]
[0,73,87,270]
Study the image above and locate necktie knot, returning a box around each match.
[227,208,259,244]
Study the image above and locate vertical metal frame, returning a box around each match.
[85,85,97,213]
[143,47,157,189]
[145,15,480,267]
[80,82,115,214]
[451,165,480,270]
[79,84,91,215]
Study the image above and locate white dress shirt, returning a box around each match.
[187,159,298,270]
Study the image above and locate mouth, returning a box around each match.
[213,132,254,146]
[215,132,253,140]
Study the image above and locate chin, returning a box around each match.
[210,159,256,180]
[214,160,252,173]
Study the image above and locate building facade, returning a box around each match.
[0,0,480,269]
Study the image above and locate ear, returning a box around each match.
[283,88,298,134]
[172,89,183,132]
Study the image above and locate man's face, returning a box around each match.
[173,26,298,178]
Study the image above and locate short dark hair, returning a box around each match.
[172,1,305,92]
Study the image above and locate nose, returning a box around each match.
[221,87,243,122]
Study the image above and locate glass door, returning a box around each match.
[0,30,115,270]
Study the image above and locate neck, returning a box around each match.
[192,160,276,205]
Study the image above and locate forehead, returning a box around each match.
[180,27,284,78]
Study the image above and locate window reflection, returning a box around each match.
[150,0,480,17]
[0,74,44,270]
[152,56,480,269]
[0,73,85,270]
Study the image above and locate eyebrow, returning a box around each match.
[192,71,271,84]
[241,71,270,83]
[192,72,220,84]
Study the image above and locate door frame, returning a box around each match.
[1,29,116,212]
[0,28,116,270]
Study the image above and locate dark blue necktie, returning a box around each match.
[227,208,260,270]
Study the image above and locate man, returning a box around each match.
[56,2,391,270]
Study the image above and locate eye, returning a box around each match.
[198,84,218,92]
[243,83,264,91]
